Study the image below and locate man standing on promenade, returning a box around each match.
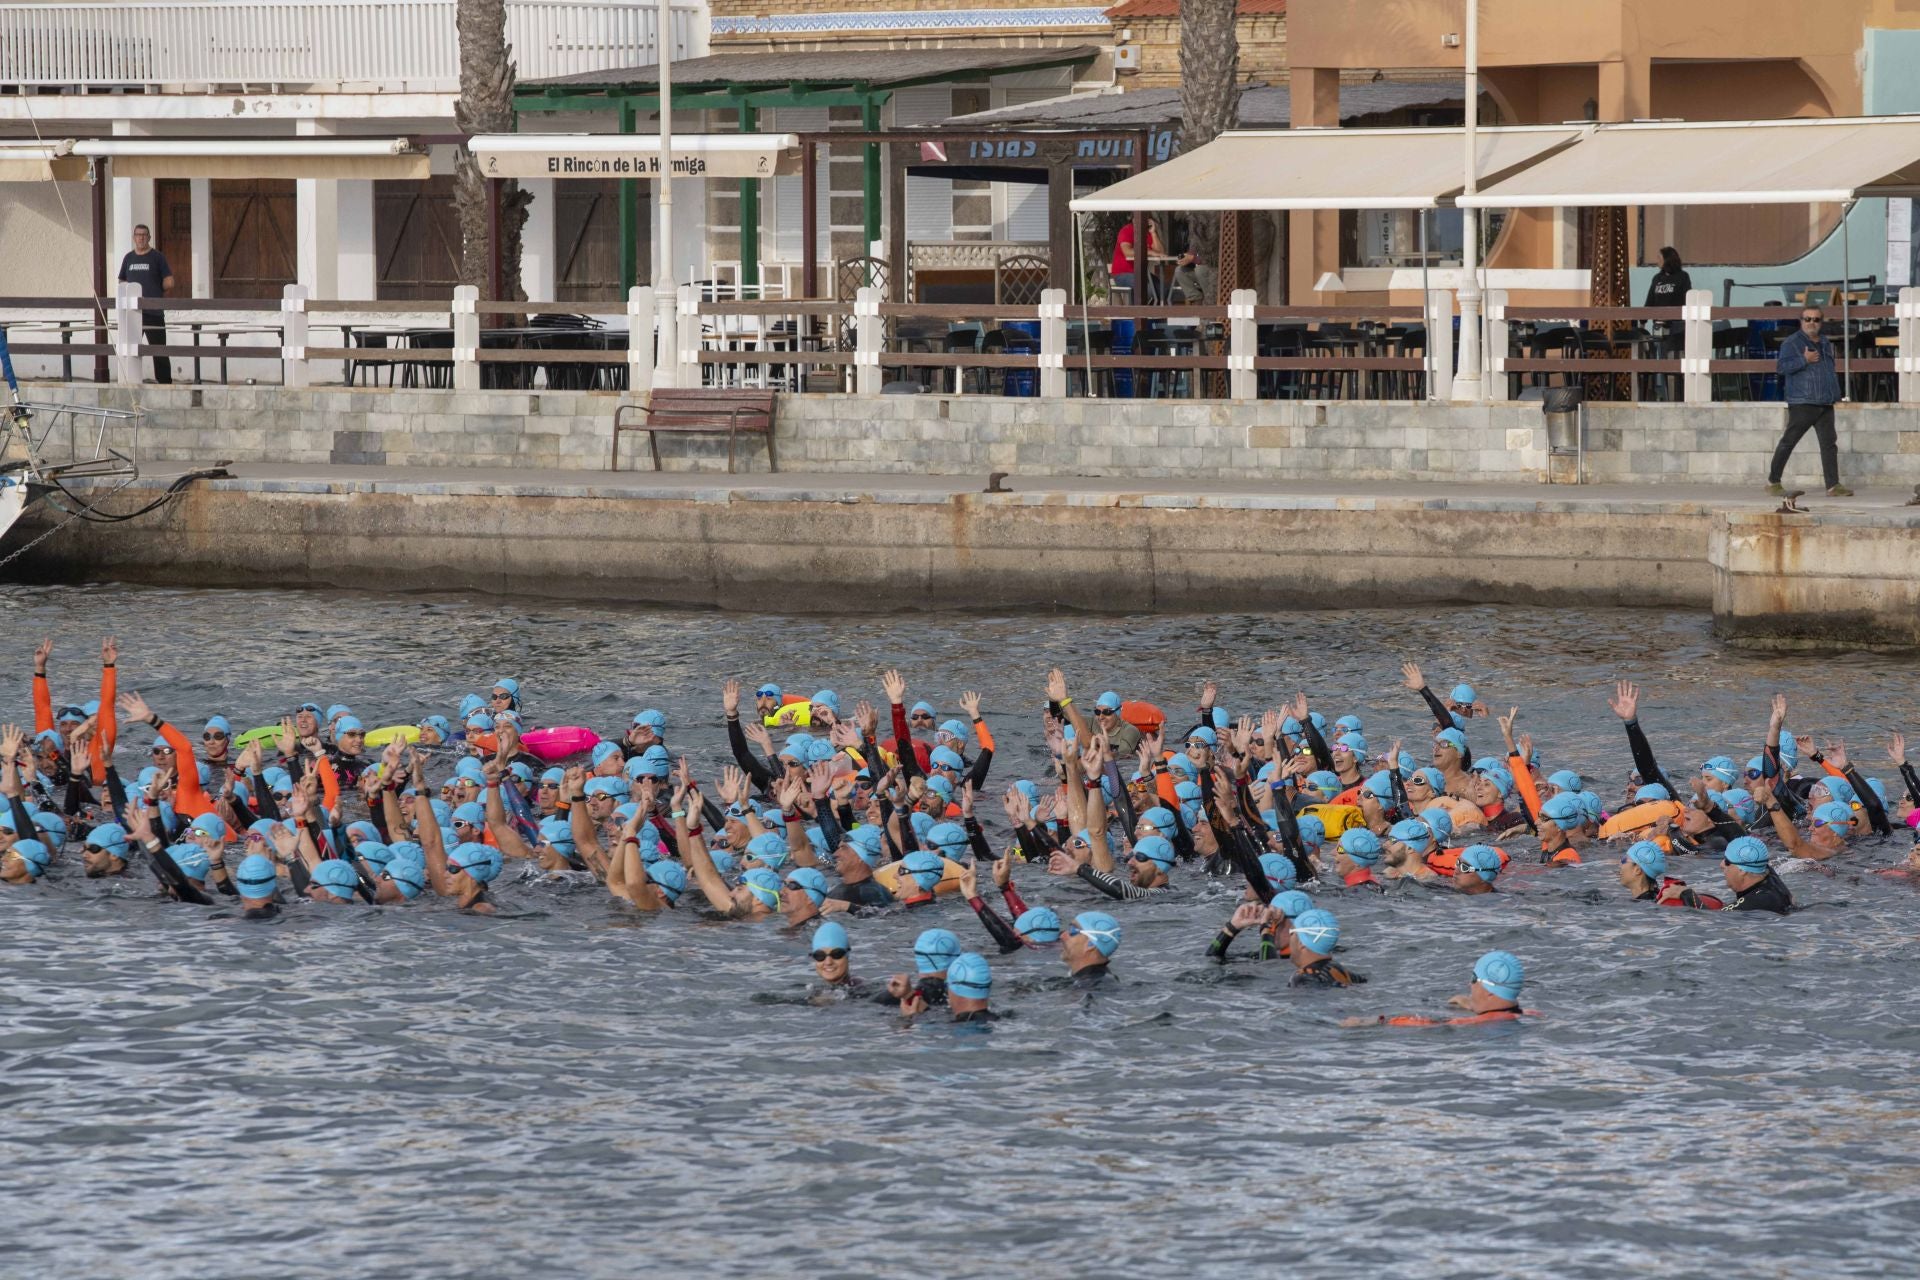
[1767,306,1849,497]
[117,224,173,385]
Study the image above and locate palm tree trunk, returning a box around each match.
[1178,0,1241,273]
[454,0,529,301]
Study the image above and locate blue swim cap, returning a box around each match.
[1140,806,1178,833]
[1812,801,1855,835]
[740,867,783,909]
[1362,770,1396,801]
[1186,725,1218,748]
[10,838,51,877]
[746,831,790,869]
[85,822,130,858]
[1015,905,1062,942]
[804,739,836,766]
[1270,889,1314,919]
[1095,691,1122,712]
[756,682,783,700]
[908,810,936,842]
[355,841,394,873]
[1724,836,1772,871]
[809,690,841,716]
[583,777,626,799]
[929,746,965,772]
[1473,950,1524,1001]
[1776,731,1799,768]
[811,920,850,952]
[1459,845,1502,883]
[645,859,687,904]
[33,810,67,847]
[708,845,739,876]
[924,775,954,804]
[784,866,830,907]
[309,859,360,899]
[1259,851,1297,892]
[448,841,503,885]
[1701,758,1737,785]
[234,853,279,897]
[1334,731,1369,758]
[947,952,992,1000]
[632,708,666,731]
[1634,783,1672,803]
[1336,714,1364,733]
[1072,911,1122,958]
[419,714,452,740]
[464,711,494,732]
[198,713,231,737]
[166,841,211,880]
[1450,683,1477,705]
[939,719,970,743]
[925,822,969,857]
[452,758,486,785]
[1867,777,1891,805]
[779,733,814,760]
[902,849,946,892]
[1435,727,1468,753]
[590,741,622,767]
[1815,775,1857,807]
[1389,818,1436,852]
[1575,791,1604,822]
[538,767,564,787]
[1713,788,1760,825]
[427,799,455,829]
[536,816,576,855]
[1417,806,1455,843]
[1295,815,1327,849]
[1166,754,1198,780]
[456,695,485,719]
[384,850,428,900]
[1411,766,1446,794]
[1626,839,1666,879]
[637,745,673,778]
[909,700,936,718]
[622,753,653,781]
[914,928,961,974]
[1013,779,1040,805]
[1339,828,1382,866]
[1291,908,1340,956]
[1542,793,1584,830]
[1547,769,1584,793]
[186,813,226,843]
[507,762,532,786]
[1305,770,1341,797]
[1131,835,1175,870]
[846,825,886,867]
[452,801,487,827]
[333,716,363,736]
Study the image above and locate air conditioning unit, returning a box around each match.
[1113,44,1140,71]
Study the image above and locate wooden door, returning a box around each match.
[155,179,193,295]
[374,174,462,300]
[555,180,631,302]
[210,179,296,298]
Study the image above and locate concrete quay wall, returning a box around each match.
[39,385,1920,489]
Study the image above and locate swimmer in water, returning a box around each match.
[1062,911,1121,984]
[1347,951,1530,1027]
[945,952,998,1023]
[1287,908,1365,987]
[889,928,960,1014]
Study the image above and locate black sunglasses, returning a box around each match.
[811,948,848,961]
[202,731,229,742]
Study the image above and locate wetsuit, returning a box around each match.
[1647,876,1725,910]
[1290,957,1366,987]
[1724,868,1792,914]
[1619,716,1679,801]
[1077,862,1177,901]
[826,877,895,910]
[951,1008,1001,1024]
[1382,1006,1528,1027]
[1206,919,1286,962]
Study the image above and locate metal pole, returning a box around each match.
[802,137,818,297]
[653,0,678,387]
[1454,0,1484,400]
[618,99,637,293]
[91,158,108,383]
[1842,198,1854,400]
[1421,207,1434,401]
[486,175,503,301]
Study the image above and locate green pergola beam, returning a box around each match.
[618,99,637,293]
[739,102,759,290]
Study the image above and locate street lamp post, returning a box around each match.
[1454,0,1484,401]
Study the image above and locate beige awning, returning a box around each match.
[1069,125,1588,212]
[63,138,429,181]
[0,143,86,181]
[1458,116,1920,208]
[470,133,802,180]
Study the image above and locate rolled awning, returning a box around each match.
[67,138,429,180]
[1458,116,1920,207]
[0,142,86,181]
[1069,125,1588,212]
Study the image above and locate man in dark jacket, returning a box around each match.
[1768,307,1848,497]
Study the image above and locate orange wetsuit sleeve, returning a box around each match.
[1820,760,1846,779]
[32,674,53,735]
[973,719,995,754]
[315,753,341,814]
[158,719,212,817]
[95,663,117,784]
[1509,752,1542,823]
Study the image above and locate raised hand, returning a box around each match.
[881,669,907,705]
[959,783,975,819]
[101,636,117,666]
[124,796,155,843]
[743,721,773,754]
[808,761,834,800]
[276,716,297,756]
[1890,733,1907,766]
[722,677,741,716]
[959,690,982,721]
[1498,706,1519,741]
[718,765,747,807]
[956,861,978,899]
[1033,794,1056,826]
[1289,692,1309,723]
[1045,668,1068,704]
[1825,740,1849,771]
[563,764,587,793]
[1769,692,1788,726]
[1400,660,1426,692]
[1002,786,1029,825]
[1231,715,1255,757]
[1608,681,1639,723]
[992,849,1014,888]
[1200,679,1218,710]
[830,721,860,750]
[1794,735,1817,760]
[33,637,51,675]
[1046,850,1079,876]
[69,733,94,777]
[118,691,154,725]
[1230,902,1266,932]
[855,699,879,736]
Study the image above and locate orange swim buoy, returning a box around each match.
[1121,701,1165,735]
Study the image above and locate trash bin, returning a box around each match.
[1542,386,1582,455]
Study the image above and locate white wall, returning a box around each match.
[0,181,92,295]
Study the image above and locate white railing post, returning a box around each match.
[674,283,701,387]
[854,286,882,395]
[1898,286,1920,405]
[1485,288,1510,403]
[113,282,142,387]
[280,283,309,388]
[1425,288,1454,403]
[452,284,479,392]
[1227,288,1256,402]
[1683,288,1712,404]
[627,285,655,397]
[1038,288,1067,398]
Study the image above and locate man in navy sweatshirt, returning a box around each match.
[1768,306,1849,497]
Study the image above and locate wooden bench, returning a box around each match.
[611,388,777,472]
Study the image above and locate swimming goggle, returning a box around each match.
[811,947,848,961]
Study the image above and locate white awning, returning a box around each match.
[470,133,802,180]
[1069,125,1588,212]
[59,137,428,180]
[1458,116,1920,208]
[0,142,84,181]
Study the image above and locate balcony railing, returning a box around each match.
[0,0,703,92]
